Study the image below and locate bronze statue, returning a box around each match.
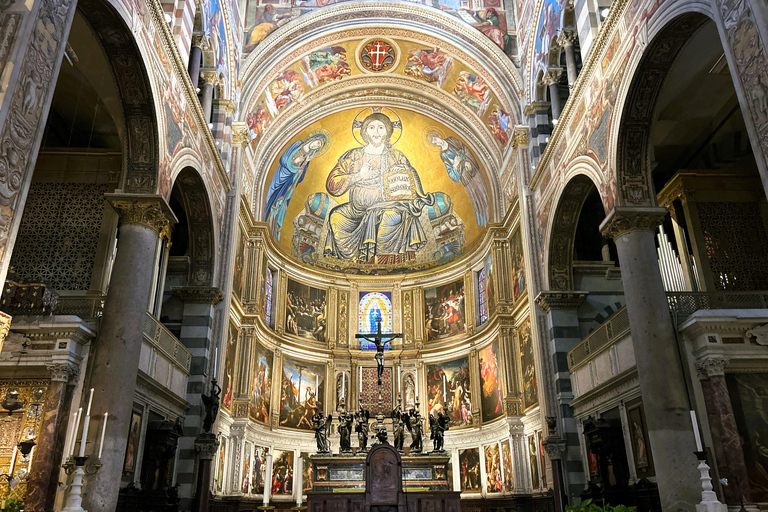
[338,411,354,453]
[355,406,371,451]
[406,406,423,453]
[201,378,221,433]
[429,411,449,452]
[355,320,403,386]
[313,411,332,453]
[392,405,405,452]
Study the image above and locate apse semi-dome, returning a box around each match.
[261,106,491,274]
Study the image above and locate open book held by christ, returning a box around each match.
[383,166,419,201]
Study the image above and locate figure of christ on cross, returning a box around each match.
[355,319,403,387]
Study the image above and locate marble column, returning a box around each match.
[200,71,217,123]
[543,433,567,512]
[696,356,751,504]
[188,37,203,87]
[25,363,79,512]
[191,433,220,512]
[544,67,564,120]
[0,0,77,283]
[600,206,701,511]
[558,29,579,87]
[82,195,176,512]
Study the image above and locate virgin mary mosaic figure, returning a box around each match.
[323,110,435,262]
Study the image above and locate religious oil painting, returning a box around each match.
[519,318,539,410]
[251,445,269,495]
[627,402,652,476]
[537,431,547,488]
[301,451,313,492]
[216,437,227,492]
[222,322,238,411]
[424,279,466,341]
[358,291,393,342]
[501,439,514,491]
[263,106,490,275]
[279,356,325,431]
[459,448,481,492]
[271,449,295,495]
[484,443,503,493]
[123,410,142,476]
[250,340,273,424]
[242,442,253,493]
[426,357,472,427]
[727,373,768,501]
[528,434,540,489]
[510,228,526,302]
[285,278,327,342]
[479,340,504,424]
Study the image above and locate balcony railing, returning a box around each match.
[142,312,191,373]
[1,282,105,319]
[568,306,629,370]
[666,291,768,323]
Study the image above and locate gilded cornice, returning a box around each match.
[511,125,530,149]
[535,291,588,312]
[528,0,630,191]
[147,0,232,193]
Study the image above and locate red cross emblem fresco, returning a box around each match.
[360,39,396,72]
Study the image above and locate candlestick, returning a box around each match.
[690,410,703,451]
[98,413,108,459]
[71,407,82,457]
[296,457,304,505]
[263,453,273,505]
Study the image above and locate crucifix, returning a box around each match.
[356,319,403,387]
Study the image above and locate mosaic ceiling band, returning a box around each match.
[0,0,765,510]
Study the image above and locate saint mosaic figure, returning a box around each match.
[264,133,328,240]
[324,110,436,262]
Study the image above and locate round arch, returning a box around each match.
[547,168,607,290]
[79,0,160,194]
[610,11,712,207]
[169,167,217,286]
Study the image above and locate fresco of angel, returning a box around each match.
[404,48,453,86]
[301,46,351,87]
[453,71,490,116]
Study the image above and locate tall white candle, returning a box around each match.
[397,367,401,393]
[315,375,319,397]
[690,410,703,451]
[296,457,304,505]
[71,407,83,457]
[443,374,447,404]
[263,453,273,505]
[359,366,363,393]
[85,388,94,415]
[98,413,109,459]
[341,372,346,399]
[9,447,17,475]
[64,412,77,458]
[214,347,219,379]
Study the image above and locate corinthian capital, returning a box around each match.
[47,363,79,383]
[695,356,730,379]
[599,206,667,239]
[106,194,178,236]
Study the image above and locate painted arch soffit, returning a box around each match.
[255,104,497,276]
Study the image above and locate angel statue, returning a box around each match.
[392,405,405,452]
[406,406,424,453]
[429,411,450,452]
[201,378,221,433]
[338,411,354,453]
[355,405,371,452]
[313,411,332,453]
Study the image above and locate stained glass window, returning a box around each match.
[358,292,393,349]
[264,269,273,327]
[478,268,489,325]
